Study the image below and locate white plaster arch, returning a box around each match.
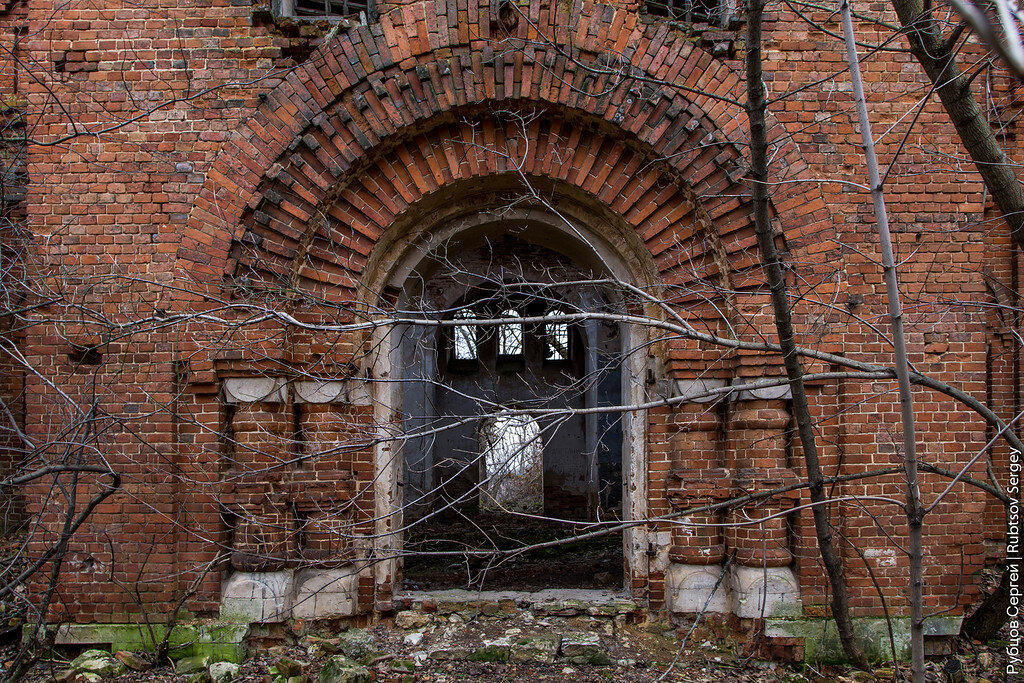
[362,195,658,606]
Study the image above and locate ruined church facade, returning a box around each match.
[1,0,1020,660]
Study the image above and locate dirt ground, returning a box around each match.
[402,515,623,591]
[6,618,1013,683]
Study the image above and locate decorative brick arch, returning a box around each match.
[363,193,672,603]
[177,0,832,307]
[176,0,844,615]
[231,107,737,302]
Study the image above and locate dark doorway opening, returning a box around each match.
[400,236,625,591]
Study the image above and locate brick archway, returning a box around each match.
[177,0,841,618]
[176,0,832,303]
[365,196,658,602]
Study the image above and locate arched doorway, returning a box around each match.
[362,195,657,604]
[398,234,625,590]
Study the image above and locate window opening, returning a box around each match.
[452,308,477,361]
[290,0,372,18]
[545,310,570,362]
[498,308,523,356]
[478,411,543,513]
[644,0,724,24]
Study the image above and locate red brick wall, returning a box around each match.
[0,0,27,534]
[4,0,1017,626]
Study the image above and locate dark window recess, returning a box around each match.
[294,0,371,17]
[68,343,102,366]
[644,0,723,24]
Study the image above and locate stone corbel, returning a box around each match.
[222,377,288,404]
[729,376,792,402]
[670,378,731,403]
[292,380,347,404]
[221,377,371,405]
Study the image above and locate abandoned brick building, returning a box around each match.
[1,0,1021,663]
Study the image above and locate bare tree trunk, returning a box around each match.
[839,1,925,679]
[744,0,868,668]
[891,0,1024,248]
[891,0,1022,646]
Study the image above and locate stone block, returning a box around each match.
[209,662,240,683]
[394,610,431,629]
[666,563,731,614]
[319,656,372,683]
[55,624,165,650]
[174,655,211,675]
[510,634,560,664]
[560,631,602,658]
[169,624,251,663]
[586,598,638,616]
[222,378,287,404]
[54,623,248,664]
[533,598,586,616]
[272,657,304,678]
[672,378,729,403]
[730,565,801,619]
[344,380,372,406]
[291,568,358,619]
[71,650,127,678]
[293,381,346,404]
[467,644,509,663]
[732,377,792,401]
[428,645,471,661]
[334,628,378,660]
[220,570,294,623]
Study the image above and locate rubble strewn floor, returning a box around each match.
[11,603,1012,683]
[402,514,624,591]
[1,562,1014,682]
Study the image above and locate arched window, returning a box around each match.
[644,0,725,25]
[498,308,523,357]
[283,0,375,20]
[452,308,477,361]
[478,411,543,512]
[545,309,571,362]
[445,294,575,368]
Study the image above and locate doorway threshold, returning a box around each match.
[393,588,638,616]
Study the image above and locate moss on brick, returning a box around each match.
[765,616,962,665]
[53,623,250,664]
[467,645,510,663]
